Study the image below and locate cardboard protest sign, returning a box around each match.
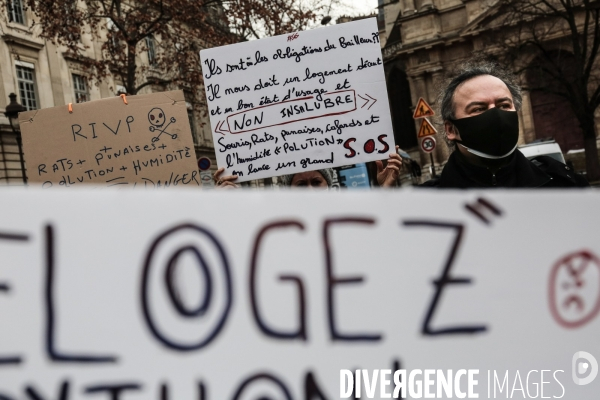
[0,189,599,399]
[19,90,200,188]
[200,18,395,182]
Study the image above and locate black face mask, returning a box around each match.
[450,108,519,159]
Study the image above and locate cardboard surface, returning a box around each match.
[19,90,200,188]
[0,189,598,398]
[200,18,395,182]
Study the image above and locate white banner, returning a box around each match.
[200,18,395,182]
[0,189,598,399]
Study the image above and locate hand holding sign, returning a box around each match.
[376,145,402,187]
[213,167,240,189]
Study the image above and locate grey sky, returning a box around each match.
[330,0,378,20]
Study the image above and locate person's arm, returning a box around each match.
[376,145,402,187]
[213,167,240,189]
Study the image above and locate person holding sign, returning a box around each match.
[213,167,333,189]
[424,61,588,188]
[213,146,403,189]
[278,169,333,189]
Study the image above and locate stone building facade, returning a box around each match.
[381,0,600,180]
[0,0,216,185]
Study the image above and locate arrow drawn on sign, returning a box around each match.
[357,93,377,110]
[215,120,230,135]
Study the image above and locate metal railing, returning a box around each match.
[0,131,28,185]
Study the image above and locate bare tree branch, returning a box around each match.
[491,0,600,180]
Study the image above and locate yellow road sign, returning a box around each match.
[413,98,435,119]
[417,117,437,137]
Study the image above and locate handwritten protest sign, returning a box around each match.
[19,90,200,188]
[0,189,598,399]
[200,18,395,182]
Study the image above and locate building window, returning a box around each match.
[146,35,157,67]
[16,65,38,110]
[72,74,90,103]
[388,68,417,149]
[8,0,25,25]
[188,109,199,146]
[64,2,78,37]
[0,133,27,185]
[106,18,121,52]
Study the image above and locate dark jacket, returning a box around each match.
[422,150,589,188]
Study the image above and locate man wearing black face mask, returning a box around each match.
[422,62,588,188]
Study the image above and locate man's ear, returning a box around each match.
[445,121,458,141]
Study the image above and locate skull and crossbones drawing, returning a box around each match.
[148,107,177,143]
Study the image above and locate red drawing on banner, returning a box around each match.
[364,139,375,154]
[357,93,377,110]
[549,250,600,329]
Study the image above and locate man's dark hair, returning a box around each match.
[440,60,522,120]
[438,60,522,147]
